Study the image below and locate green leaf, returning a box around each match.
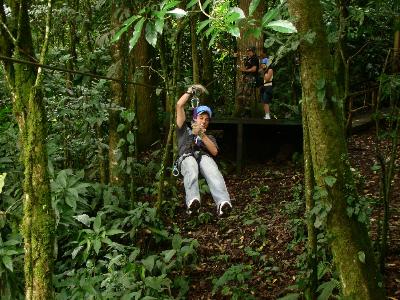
[324,176,337,187]
[249,0,260,16]
[126,111,135,123]
[357,251,366,263]
[172,234,182,250]
[93,215,102,233]
[317,89,326,104]
[266,20,297,33]
[316,279,339,300]
[117,123,126,132]
[262,9,279,27]
[230,7,245,19]
[72,245,83,259]
[163,249,176,263]
[144,275,170,292]
[106,229,124,236]
[93,239,101,254]
[127,131,135,144]
[155,16,164,34]
[197,19,211,34]
[186,0,198,9]
[129,18,145,50]
[111,15,141,43]
[73,214,91,226]
[57,170,68,188]
[2,255,13,272]
[228,26,241,38]
[145,22,158,47]
[162,0,180,11]
[65,196,77,211]
[0,173,6,194]
[141,255,155,272]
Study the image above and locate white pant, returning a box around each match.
[180,155,231,207]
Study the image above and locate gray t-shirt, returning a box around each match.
[177,124,218,157]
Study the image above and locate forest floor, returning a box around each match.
[173,127,400,300]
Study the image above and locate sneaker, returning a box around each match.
[218,201,232,217]
[187,198,200,215]
[264,114,271,119]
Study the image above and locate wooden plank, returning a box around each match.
[211,118,301,126]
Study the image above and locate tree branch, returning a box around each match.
[0,18,17,45]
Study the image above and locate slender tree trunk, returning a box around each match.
[303,104,318,300]
[190,14,200,83]
[1,1,55,298]
[109,2,131,185]
[287,0,385,298]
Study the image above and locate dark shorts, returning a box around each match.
[260,85,273,104]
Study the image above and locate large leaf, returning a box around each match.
[145,22,158,47]
[93,215,102,233]
[141,255,156,272]
[112,15,141,43]
[249,0,260,16]
[129,18,145,50]
[266,20,297,33]
[2,255,13,272]
[197,19,211,34]
[262,9,279,27]
[73,214,91,226]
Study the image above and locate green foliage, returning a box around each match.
[212,264,255,300]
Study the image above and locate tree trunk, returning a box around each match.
[109,2,131,185]
[1,1,55,298]
[134,32,158,151]
[303,105,318,300]
[287,0,385,298]
[190,14,200,83]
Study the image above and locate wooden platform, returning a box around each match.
[207,118,302,173]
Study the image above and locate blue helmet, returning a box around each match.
[261,58,269,65]
[194,105,212,119]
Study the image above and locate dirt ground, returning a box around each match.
[174,128,400,299]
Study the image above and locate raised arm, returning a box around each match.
[176,92,191,129]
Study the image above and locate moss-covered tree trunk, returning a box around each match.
[287,0,385,298]
[303,103,318,300]
[1,0,55,298]
[134,31,158,151]
[109,1,132,185]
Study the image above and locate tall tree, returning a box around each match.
[0,0,55,298]
[109,1,134,185]
[287,0,385,298]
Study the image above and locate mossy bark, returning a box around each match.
[287,0,384,298]
[303,104,318,300]
[1,1,55,298]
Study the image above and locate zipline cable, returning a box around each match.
[0,54,162,90]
